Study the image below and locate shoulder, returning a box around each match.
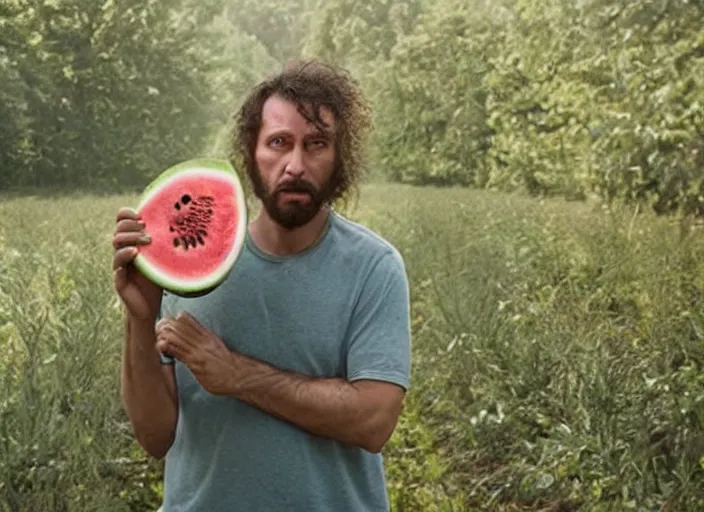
[328,211,406,274]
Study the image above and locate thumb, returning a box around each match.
[155,317,169,336]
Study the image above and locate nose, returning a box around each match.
[284,144,305,178]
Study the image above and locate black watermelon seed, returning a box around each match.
[189,236,196,247]
[196,235,205,245]
[173,238,180,248]
[174,202,181,210]
[181,194,192,204]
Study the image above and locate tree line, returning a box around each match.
[2,0,703,215]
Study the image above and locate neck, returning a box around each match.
[249,205,331,256]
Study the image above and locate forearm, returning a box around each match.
[121,315,178,458]
[229,353,400,453]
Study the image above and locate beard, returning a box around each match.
[249,167,335,230]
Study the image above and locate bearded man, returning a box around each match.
[111,60,412,511]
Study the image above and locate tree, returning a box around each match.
[1,0,226,191]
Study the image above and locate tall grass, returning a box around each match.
[1,186,703,510]
[356,186,704,511]
[0,195,163,512]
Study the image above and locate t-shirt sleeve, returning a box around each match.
[345,249,412,391]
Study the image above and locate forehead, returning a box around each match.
[260,94,335,136]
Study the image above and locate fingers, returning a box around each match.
[112,231,151,250]
[114,207,147,238]
[155,317,168,335]
[113,246,138,270]
[113,207,150,253]
[114,218,146,235]
[156,325,188,360]
[155,314,223,369]
[156,337,176,358]
[116,207,141,223]
[160,312,204,336]
[176,311,206,336]
[161,318,198,347]
[156,313,206,354]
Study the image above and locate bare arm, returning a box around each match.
[112,207,179,459]
[155,313,406,453]
[120,315,178,459]
[230,352,405,453]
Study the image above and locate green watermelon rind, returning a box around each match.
[132,158,248,298]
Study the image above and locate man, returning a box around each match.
[112,60,412,511]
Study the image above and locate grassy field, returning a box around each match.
[1,184,704,511]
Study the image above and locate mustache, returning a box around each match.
[274,179,318,196]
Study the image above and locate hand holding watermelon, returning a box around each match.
[127,159,248,298]
[112,207,163,321]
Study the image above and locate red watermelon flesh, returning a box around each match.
[133,159,247,297]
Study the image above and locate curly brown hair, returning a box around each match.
[230,59,373,205]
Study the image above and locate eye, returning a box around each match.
[269,136,285,147]
[310,139,328,149]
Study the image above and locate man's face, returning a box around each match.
[251,94,337,230]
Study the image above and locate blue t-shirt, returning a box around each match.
[157,210,412,511]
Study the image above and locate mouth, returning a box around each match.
[277,190,312,203]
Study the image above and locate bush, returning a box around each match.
[357,185,704,510]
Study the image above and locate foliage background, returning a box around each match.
[2,0,704,510]
[3,0,703,216]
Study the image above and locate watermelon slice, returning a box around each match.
[133,158,248,297]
